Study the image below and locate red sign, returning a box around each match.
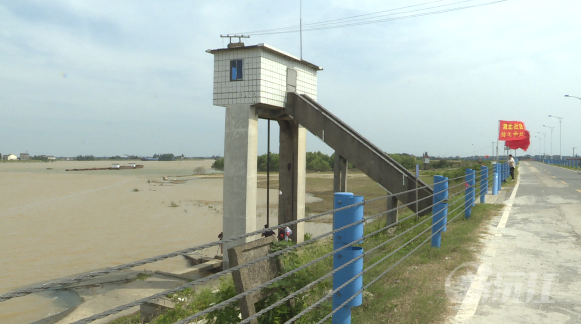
[498,120,526,140]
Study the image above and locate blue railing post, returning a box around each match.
[333,192,363,324]
[492,163,499,195]
[504,162,508,181]
[432,175,448,248]
[496,163,502,193]
[465,169,475,219]
[480,165,488,203]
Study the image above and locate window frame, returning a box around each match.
[230,59,243,81]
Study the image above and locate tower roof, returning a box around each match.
[206,43,323,71]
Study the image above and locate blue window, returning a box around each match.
[230,59,243,81]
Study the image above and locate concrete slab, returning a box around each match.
[447,161,581,323]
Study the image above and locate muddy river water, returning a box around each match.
[0,160,331,323]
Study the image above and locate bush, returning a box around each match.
[193,166,206,175]
[211,158,224,170]
[257,153,279,172]
[306,151,332,171]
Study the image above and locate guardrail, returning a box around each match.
[1,164,514,324]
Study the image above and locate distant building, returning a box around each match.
[20,153,30,160]
[47,156,56,161]
[5,154,17,161]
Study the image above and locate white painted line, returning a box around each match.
[497,175,520,228]
[453,264,491,322]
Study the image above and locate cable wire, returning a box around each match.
[74,185,444,324]
[237,0,507,35]
[185,192,452,324]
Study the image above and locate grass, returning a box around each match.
[169,201,179,207]
[351,203,503,323]
[106,311,141,324]
[136,272,150,280]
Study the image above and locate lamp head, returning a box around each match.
[565,95,570,97]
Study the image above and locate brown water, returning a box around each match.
[0,160,331,323]
[0,160,225,323]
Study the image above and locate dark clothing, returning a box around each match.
[262,230,275,237]
[510,167,515,180]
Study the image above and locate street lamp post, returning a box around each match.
[538,132,546,160]
[574,147,577,159]
[548,115,563,160]
[534,136,542,160]
[565,94,581,102]
[543,125,555,159]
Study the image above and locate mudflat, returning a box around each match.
[0,160,228,323]
[0,160,329,324]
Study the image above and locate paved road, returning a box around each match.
[450,161,581,323]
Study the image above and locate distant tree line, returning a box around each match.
[153,153,175,161]
[214,152,455,173]
[31,155,48,162]
[211,151,355,172]
[75,155,96,161]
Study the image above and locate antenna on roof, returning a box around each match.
[300,0,303,60]
[220,35,250,48]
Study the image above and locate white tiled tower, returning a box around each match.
[208,43,321,268]
[209,43,320,107]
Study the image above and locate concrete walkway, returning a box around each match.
[449,161,581,323]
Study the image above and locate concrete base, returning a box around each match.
[222,105,258,269]
[228,236,281,324]
[140,298,175,323]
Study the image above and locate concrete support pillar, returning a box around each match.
[333,154,348,193]
[223,106,258,268]
[278,120,306,244]
[386,195,398,227]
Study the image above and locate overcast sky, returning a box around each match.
[1,0,580,158]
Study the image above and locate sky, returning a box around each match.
[1,0,580,158]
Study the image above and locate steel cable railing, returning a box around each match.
[316,198,472,324]
[73,183,449,324]
[179,191,452,324]
[199,183,477,324]
[2,167,493,324]
[0,175,448,303]
[72,171,484,323]
[311,189,475,324]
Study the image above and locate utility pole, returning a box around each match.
[538,132,546,160]
[549,115,564,160]
[543,125,554,159]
